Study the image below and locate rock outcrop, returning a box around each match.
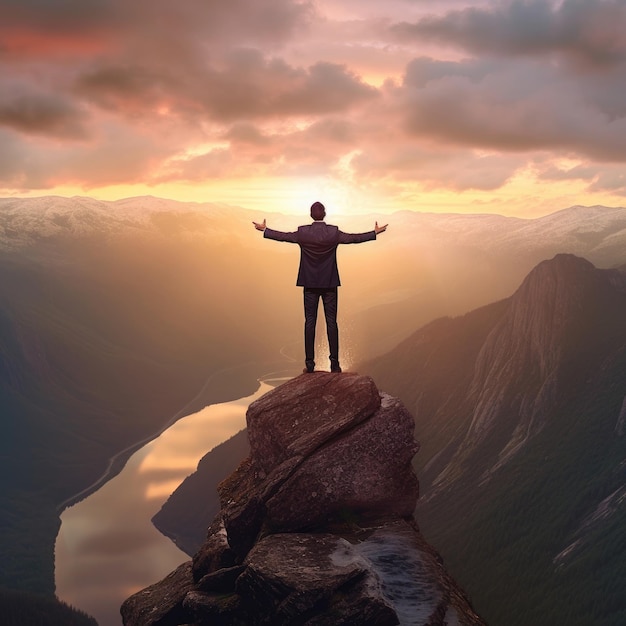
[121,372,485,626]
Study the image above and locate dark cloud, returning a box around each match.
[133,0,314,49]
[224,123,272,146]
[0,0,119,34]
[74,65,176,115]
[195,54,377,121]
[398,55,626,161]
[0,87,88,138]
[76,51,377,122]
[259,60,378,117]
[0,0,312,50]
[403,56,498,87]
[392,0,626,68]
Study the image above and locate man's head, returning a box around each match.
[310,201,326,221]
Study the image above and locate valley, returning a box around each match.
[1,196,626,623]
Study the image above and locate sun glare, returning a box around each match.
[6,161,625,219]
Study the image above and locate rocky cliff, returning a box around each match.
[121,372,485,626]
[361,254,626,626]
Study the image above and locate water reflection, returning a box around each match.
[56,381,274,626]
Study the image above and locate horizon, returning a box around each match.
[2,192,626,222]
[3,1,626,218]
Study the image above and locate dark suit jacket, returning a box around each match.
[264,221,376,287]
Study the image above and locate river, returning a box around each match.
[55,379,280,626]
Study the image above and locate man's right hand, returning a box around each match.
[253,219,266,231]
[375,221,388,234]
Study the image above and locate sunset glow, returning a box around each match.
[3,0,626,216]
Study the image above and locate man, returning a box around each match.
[253,201,387,373]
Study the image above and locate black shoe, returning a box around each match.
[330,361,342,373]
[303,362,315,373]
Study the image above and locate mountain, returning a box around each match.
[122,373,486,626]
[359,254,626,626]
[2,196,626,606]
[154,253,625,625]
[316,204,626,358]
[0,196,305,600]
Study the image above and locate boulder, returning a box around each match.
[191,517,237,581]
[122,373,486,625]
[246,372,381,473]
[219,374,418,555]
[264,392,419,531]
[120,561,194,626]
[235,532,399,626]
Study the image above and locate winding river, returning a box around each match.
[55,377,285,626]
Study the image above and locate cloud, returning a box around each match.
[157,149,235,182]
[392,0,626,68]
[537,161,600,182]
[75,51,378,123]
[0,119,174,189]
[158,116,363,182]
[0,130,30,187]
[3,0,626,211]
[533,158,626,195]
[396,55,626,161]
[588,169,626,195]
[224,123,273,146]
[189,53,378,121]
[351,142,524,191]
[0,84,89,138]
[0,0,312,56]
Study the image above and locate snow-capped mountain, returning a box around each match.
[0,195,252,249]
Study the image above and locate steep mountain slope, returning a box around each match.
[0,197,304,598]
[360,254,626,626]
[152,429,250,555]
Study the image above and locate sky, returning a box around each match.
[2,0,626,216]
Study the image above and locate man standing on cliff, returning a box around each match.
[253,201,387,374]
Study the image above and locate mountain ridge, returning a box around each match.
[359,253,626,626]
[443,254,621,484]
[3,196,626,258]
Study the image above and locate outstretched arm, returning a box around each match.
[253,219,298,243]
[338,221,388,244]
[375,221,388,235]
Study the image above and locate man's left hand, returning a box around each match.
[253,219,266,231]
[375,221,388,234]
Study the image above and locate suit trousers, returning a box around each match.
[303,287,339,368]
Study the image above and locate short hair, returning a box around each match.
[310,201,326,221]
